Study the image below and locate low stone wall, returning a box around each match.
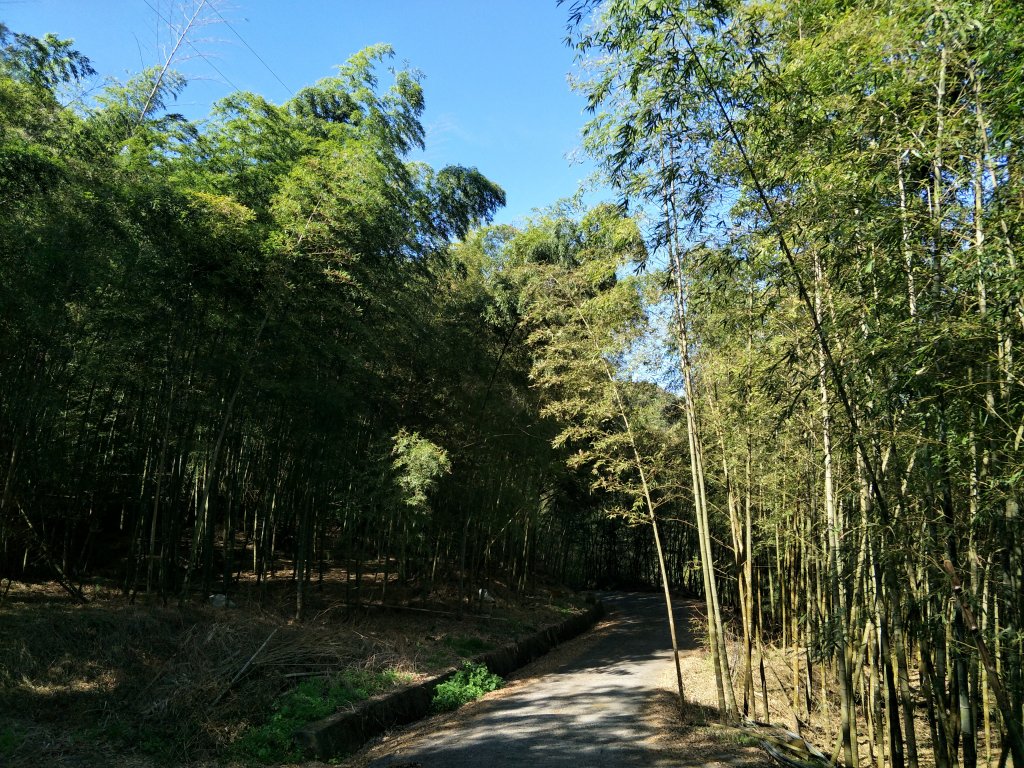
[294,600,605,759]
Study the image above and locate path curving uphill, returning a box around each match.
[359,592,759,768]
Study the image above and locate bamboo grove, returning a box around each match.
[4,3,1024,767]
[562,0,1024,767]
[0,28,676,616]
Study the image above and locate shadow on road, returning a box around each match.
[368,592,742,768]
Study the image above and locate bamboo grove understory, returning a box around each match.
[2,1,1024,767]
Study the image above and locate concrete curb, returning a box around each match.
[294,600,605,759]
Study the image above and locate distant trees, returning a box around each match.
[506,203,689,709]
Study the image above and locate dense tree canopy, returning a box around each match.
[0,26,678,626]
[0,32,533,610]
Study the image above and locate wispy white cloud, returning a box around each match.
[423,112,485,155]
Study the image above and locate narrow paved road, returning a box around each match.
[367,592,692,768]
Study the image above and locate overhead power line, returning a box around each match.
[209,5,294,97]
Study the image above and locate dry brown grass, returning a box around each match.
[0,575,584,767]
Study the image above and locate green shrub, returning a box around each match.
[443,635,495,657]
[431,662,503,712]
[229,668,406,764]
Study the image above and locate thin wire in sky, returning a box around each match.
[209,5,294,96]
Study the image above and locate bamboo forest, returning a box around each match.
[1,1,1022,767]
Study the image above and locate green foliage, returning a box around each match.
[391,429,451,511]
[0,24,521,620]
[508,204,680,523]
[443,635,495,657]
[230,669,405,764]
[431,662,504,713]
[0,22,94,88]
[567,0,1024,760]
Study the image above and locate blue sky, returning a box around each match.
[1,0,602,224]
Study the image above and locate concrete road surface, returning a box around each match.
[368,592,691,768]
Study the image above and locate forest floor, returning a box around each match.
[0,569,587,767]
[1,576,944,768]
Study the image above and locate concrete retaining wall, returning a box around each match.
[294,601,605,759]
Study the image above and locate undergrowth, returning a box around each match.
[229,668,408,764]
[432,662,503,712]
[0,726,20,760]
[444,634,495,657]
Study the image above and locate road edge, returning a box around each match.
[294,599,605,759]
